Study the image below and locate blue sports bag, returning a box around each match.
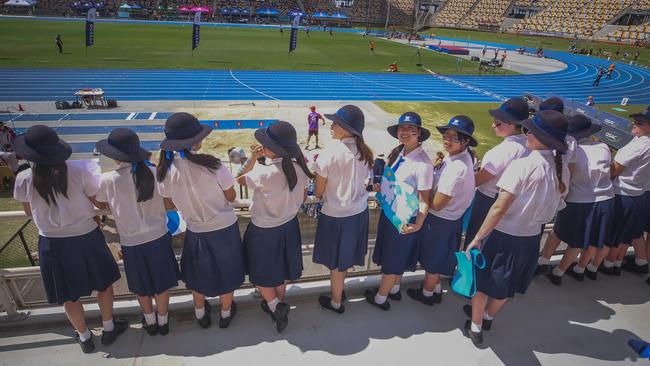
[451,248,486,298]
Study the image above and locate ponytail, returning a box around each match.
[280,152,315,191]
[157,149,221,182]
[33,163,68,206]
[132,161,154,202]
[554,152,566,193]
[387,144,405,167]
[354,136,374,168]
[156,150,172,182]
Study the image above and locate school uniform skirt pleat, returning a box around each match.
[554,198,614,249]
[464,191,496,245]
[418,213,463,276]
[38,226,120,305]
[645,192,650,234]
[181,223,246,297]
[313,209,369,271]
[475,229,542,300]
[608,194,646,247]
[121,233,181,297]
[372,211,419,275]
[243,216,303,287]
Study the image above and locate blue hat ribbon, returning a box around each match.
[531,114,566,142]
[499,103,528,121]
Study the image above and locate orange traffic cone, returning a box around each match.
[18,104,25,112]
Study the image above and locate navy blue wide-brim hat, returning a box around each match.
[567,114,601,140]
[522,110,569,153]
[387,112,431,142]
[436,115,478,147]
[160,112,212,151]
[96,128,151,163]
[630,106,650,123]
[254,120,302,158]
[538,97,565,114]
[13,125,72,165]
[488,97,530,125]
[324,105,365,138]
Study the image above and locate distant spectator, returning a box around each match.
[634,51,639,61]
[388,61,398,72]
[586,96,594,106]
[0,121,18,174]
[481,45,487,57]
[593,67,605,87]
[615,48,620,58]
[606,63,615,79]
[370,40,375,54]
[55,34,63,53]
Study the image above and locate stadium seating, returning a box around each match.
[302,0,338,15]
[632,0,650,11]
[433,0,477,27]
[462,0,512,30]
[607,22,650,43]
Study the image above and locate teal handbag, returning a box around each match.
[451,248,486,298]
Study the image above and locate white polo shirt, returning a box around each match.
[477,134,529,198]
[564,135,577,165]
[245,158,309,228]
[565,140,614,203]
[430,149,475,221]
[14,161,100,238]
[157,156,237,233]
[389,145,434,193]
[495,150,569,237]
[96,164,169,246]
[313,137,371,217]
[612,135,650,197]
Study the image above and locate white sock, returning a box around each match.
[157,313,168,326]
[374,293,387,304]
[102,318,114,332]
[587,263,598,272]
[483,311,494,321]
[470,322,482,332]
[573,265,585,274]
[267,298,280,313]
[614,260,622,267]
[143,312,156,325]
[195,307,205,319]
[552,267,564,277]
[389,284,400,294]
[433,283,442,294]
[221,308,231,318]
[537,256,551,265]
[603,260,614,268]
[78,329,92,342]
[635,258,648,266]
[330,300,341,309]
[422,288,434,297]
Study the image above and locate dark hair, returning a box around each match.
[281,152,315,191]
[354,136,374,168]
[467,147,476,164]
[132,162,155,202]
[387,144,405,166]
[33,163,68,206]
[554,152,567,193]
[157,149,222,182]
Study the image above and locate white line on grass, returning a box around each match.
[229,69,279,101]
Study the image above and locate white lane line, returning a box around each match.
[425,69,506,102]
[148,112,157,120]
[126,112,136,120]
[58,113,70,121]
[229,69,279,101]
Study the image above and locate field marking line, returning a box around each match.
[148,112,157,120]
[343,72,458,101]
[58,113,70,121]
[228,69,279,101]
[126,112,136,120]
[424,69,506,102]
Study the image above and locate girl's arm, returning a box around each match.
[314,173,327,198]
[236,144,264,187]
[474,169,495,187]
[223,187,237,203]
[430,191,452,212]
[401,189,431,234]
[610,161,625,178]
[88,195,107,210]
[465,190,515,255]
[163,197,176,210]
[22,202,31,217]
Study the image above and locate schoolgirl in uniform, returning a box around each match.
[236,121,313,332]
[95,128,180,335]
[465,97,530,245]
[590,107,650,276]
[407,116,477,306]
[545,115,615,284]
[464,110,570,346]
[13,125,128,353]
[156,112,245,329]
[366,112,433,311]
[312,105,373,314]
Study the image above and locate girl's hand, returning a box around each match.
[400,222,421,235]
[373,183,381,192]
[465,239,481,259]
[250,144,264,160]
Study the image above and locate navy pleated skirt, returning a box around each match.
[608,194,646,247]
[38,226,120,305]
[464,191,496,246]
[372,211,419,275]
[418,213,463,276]
[313,209,369,271]
[554,198,614,249]
[121,233,181,297]
[475,229,542,300]
[181,223,246,297]
[243,217,303,287]
[646,192,650,234]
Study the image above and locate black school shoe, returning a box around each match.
[646,277,650,285]
[318,295,345,314]
[535,264,551,276]
[565,266,585,281]
[141,315,159,336]
[364,289,390,311]
[196,300,212,329]
[387,291,402,301]
[74,331,95,353]
[406,288,435,306]
[547,271,562,286]
[462,304,492,330]
[219,301,237,329]
[621,261,649,274]
[101,319,129,345]
[585,269,598,281]
[598,265,615,276]
[261,300,273,315]
[158,322,169,336]
[613,266,622,276]
[462,320,483,347]
[274,302,290,332]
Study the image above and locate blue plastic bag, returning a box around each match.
[451,248,486,298]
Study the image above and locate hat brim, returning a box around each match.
[435,126,478,147]
[159,124,212,151]
[95,139,151,163]
[13,134,71,165]
[387,123,431,142]
[630,113,650,123]
[568,123,602,141]
[254,128,301,158]
[324,113,363,138]
[488,108,525,125]
[522,118,568,153]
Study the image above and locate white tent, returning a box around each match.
[4,0,37,6]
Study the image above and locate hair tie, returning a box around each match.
[143,159,153,167]
[165,150,173,160]
[131,162,138,173]
[179,150,187,159]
